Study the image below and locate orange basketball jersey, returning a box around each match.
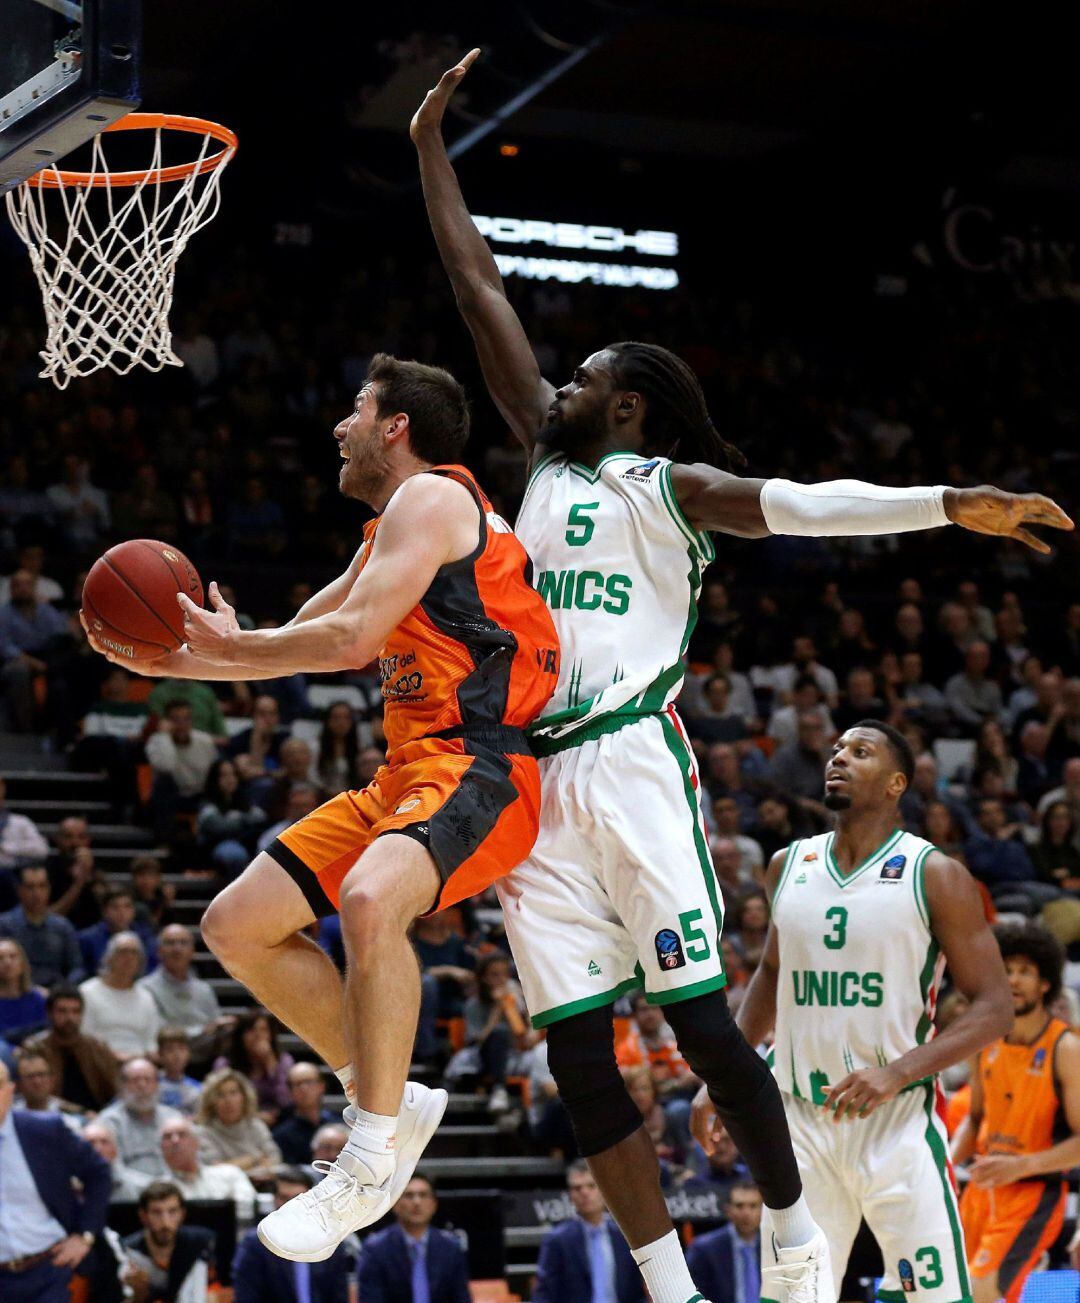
[361,465,560,755]
[976,1017,1070,1164]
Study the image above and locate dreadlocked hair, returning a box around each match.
[606,341,746,470]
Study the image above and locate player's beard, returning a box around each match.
[823,789,852,811]
[340,429,391,505]
[541,402,607,455]
[1013,996,1040,1017]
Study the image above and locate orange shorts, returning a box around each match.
[959,1178,1067,1303]
[267,734,540,915]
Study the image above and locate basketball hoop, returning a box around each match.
[4,113,237,389]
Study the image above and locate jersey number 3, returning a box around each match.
[823,906,848,950]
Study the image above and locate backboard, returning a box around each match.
[0,0,141,195]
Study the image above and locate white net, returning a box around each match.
[4,120,235,389]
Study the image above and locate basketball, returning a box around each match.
[82,540,204,661]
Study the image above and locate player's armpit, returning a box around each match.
[669,462,771,537]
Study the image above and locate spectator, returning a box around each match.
[46,815,104,930]
[78,886,159,976]
[98,1058,180,1177]
[264,738,319,821]
[0,544,64,605]
[197,758,267,879]
[731,889,770,960]
[23,984,119,1111]
[1017,722,1054,806]
[899,753,969,839]
[271,1061,336,1164]
[317,700,363,794]
[683,673,749,744]
[358,1172,470,1303]
[12,1048,84,1129]
[615,992,699,1105]
[923,801,967,861]
[753,795,800,862]
[0,568,67,731]
[766,675,836,749]
[310,1122,349,1171]
[1030,802,1080,894]
[955,579,996,642]
[768,635,839,709]
[893,650,950,733]
[232,1166,350,1303]
[712,836,753,906]
[945,642,1003,733]
[0,775,50,889]
[827,607,878,681]
[45,453,110,552]
[447,951,539,1114]
[139,924,228,1059]
[112,464,179,542]
[683,1121,752,1198]
[0,936,46,1039]
[82,1119,150,1201]
[122,1181,215,1303]
[767,712,830,804]
[682,643,757,731]
[195,1067,282,1180]
[703,743,760,827]
[0,1055,110,1303]
[686,1180,763,1303]
[1047,678,1080,774]
[227,476,287,560]
[80,932,163,1059]
[532,1159,645,1303]
[412,911,475,1019]
[964,799,1040,911]
[226,695,287,798]
[213,1009,294,1124]
[157,1028,202,1115]
[145,700,220,839]
[832,667,886,735]
[1036,756,1080,826]
[689,579,744,662]
[158,1114,257,1222]
[711,797,764,882]
[0,863,84,987]
[964,719,1020,794]
[935,602,979,680]
[255,784,322,853]
[1012,670,1064,743]
[146,678,227,738]
[131,855,176,931]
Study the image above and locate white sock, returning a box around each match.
[342,1106,397,1185]
[630,1230,701,1303]
[769,1192,817,1249]
[333,1064,355,1103]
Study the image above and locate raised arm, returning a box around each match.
[669,462,1073,553]
[410,50,554,452]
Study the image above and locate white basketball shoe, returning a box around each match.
[761,1228,836,1303]
[257,1080,448,1262]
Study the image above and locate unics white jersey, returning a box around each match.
[515,450,714,751]
[771,827,946,1103]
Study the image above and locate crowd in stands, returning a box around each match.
[3,206,1080,1294]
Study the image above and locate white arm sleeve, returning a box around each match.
[760,478,952,537]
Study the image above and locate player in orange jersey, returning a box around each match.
[82,353,559,1261]
[951,923,1080,1303]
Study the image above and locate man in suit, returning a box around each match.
[0,1055,111,1302]
[358,1172,471,1303]
[686,1181,763,1303]
[122,1180,215,1303]
[533,1160,646,1303]
[232,1166,350,1303]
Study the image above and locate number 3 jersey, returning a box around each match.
[771,828,946,1103]
[515,450,714,753]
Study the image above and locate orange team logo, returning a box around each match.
[803,851,818,862]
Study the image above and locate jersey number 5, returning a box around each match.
[565,502,599,547]
[823,906,848,950]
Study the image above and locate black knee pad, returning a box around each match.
[545,1007,642,1157]
[663,988,771,1110]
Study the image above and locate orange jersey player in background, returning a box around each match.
[83,352,558,1264]
[951,923,1080,1303]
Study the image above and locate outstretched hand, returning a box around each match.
[79,608,169,677]
[410,47,481,143]
[945,486,1074,554]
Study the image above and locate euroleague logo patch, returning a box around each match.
[654,929,686,970]
[621,458,661,482]
[898,1259,916,1292]
[880,854,907,881]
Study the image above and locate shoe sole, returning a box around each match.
[256,1086,449,1263]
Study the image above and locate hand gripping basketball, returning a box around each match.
[177,581,241,659]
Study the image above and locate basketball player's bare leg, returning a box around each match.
[972,1274,999,1303]
[202,853,349,1069]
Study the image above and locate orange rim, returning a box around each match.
[25,112,238,189]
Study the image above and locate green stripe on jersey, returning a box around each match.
[922,1084,972,1297]
[825,827,904,888]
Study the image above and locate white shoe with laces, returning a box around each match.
[257,1081,448,1262]
[761,1229,835,1303]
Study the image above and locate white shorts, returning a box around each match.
[497,708,727,1027]
[764,1086,971,1303]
